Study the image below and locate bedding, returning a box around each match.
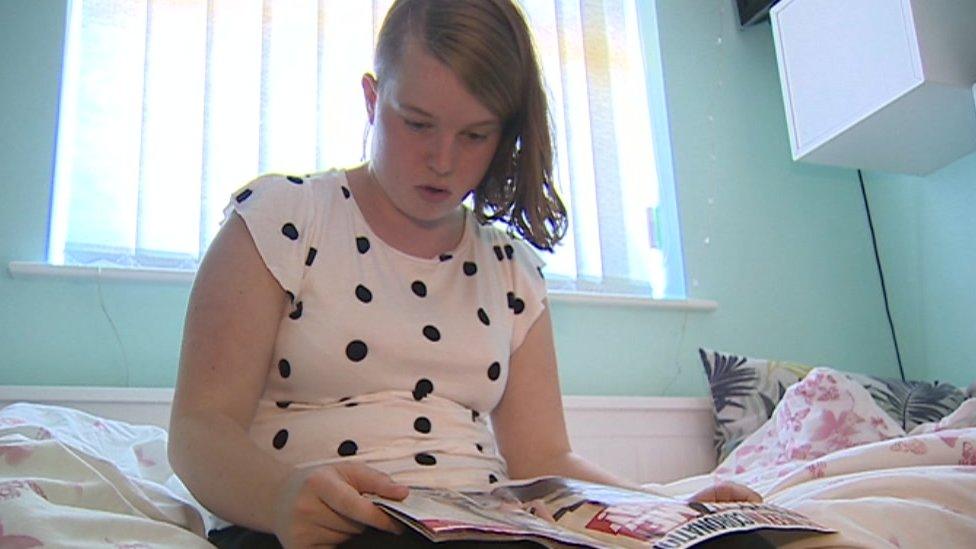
[698,348,813,460]
[699,348,969,460]
[2,370,974,548]
[654,367,976,548]
[0,402,212,547]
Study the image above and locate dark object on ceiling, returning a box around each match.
[734,0,781,28]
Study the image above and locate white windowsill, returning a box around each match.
[545,290,716,311]
[8,261,196,284]
[7,261,718,311]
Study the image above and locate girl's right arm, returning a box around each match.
[168,212,292,532]
[168,213,406,545]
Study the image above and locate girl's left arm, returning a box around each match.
[490,301,638,489]
[490,301,761,504]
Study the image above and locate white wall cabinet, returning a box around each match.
[770,0,976,175]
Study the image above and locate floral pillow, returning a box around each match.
[698,348,967,460]
[698,349,813,461]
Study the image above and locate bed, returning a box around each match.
[652,366,976,547]
[1,365,974,547]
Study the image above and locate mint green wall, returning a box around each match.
[863,152,976,388]
[1,1,909,395]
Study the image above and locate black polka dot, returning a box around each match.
[504,244,514,259]
[413,378,434,400]
[286,290,295,302]
[512,299,525,315]
[423,325,441,342]
[439,254,453,262]
[282,223,299,240]
[537,266,545,279]
[288,301,303,319]
[338,397,351,403]
[477,308,490,326]
[355,284,373,303]
[471,410,480,422]
[476,443,484,453]
[415,453,437,466]
[345,402,359,408]
[346,340,368,362]
[489,474,498,484]
[276,401,292,409]
[411,281,427,297]
[356,236,370,254]
[487,362,501,381]
[272,429,288,449]
[493,246,504,261]
[507,292,524,315]
[286,175,304,184]
[338,440,358,456]
[278,359,291,378]
[341,186,351,199]
[235,189,252,203]
[463,262,477,276]
[305,247,317,266]
[414,417,431,434]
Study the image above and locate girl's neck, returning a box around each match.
[346,165,466,259]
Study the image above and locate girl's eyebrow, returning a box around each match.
[398,101,500,129]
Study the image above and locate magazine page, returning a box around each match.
[370,486,617,548]
[370,477,833,548]
[504,478,833,548]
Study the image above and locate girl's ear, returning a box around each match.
[362,73,379,124]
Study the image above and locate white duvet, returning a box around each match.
[0,403,212,548]
[1,369,974,548]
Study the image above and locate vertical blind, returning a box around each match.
[50,0,684,298]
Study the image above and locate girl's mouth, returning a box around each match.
[417,185,451,202]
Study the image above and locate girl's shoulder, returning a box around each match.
[239,168,348,200]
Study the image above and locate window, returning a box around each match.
[50,0,685,299]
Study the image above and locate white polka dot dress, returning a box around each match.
[224,170,547,491]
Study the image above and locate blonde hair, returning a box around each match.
[374,0,567,251]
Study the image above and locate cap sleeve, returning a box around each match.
[509,239,549,353]
[222,173,317,295]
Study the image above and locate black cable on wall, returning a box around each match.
[858,169,906,382]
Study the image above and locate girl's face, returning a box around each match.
[363,39,503,227]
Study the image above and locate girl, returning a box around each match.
[168,1,758,547]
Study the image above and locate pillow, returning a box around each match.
[698,348,813,461]
[843,372,967,432]
[699,348,969,460]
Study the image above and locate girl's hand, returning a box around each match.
[273,462,409,548]
[688,481,762,504]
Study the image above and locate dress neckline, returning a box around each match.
[338,169,474,265]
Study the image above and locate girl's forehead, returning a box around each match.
[385,42,500,125]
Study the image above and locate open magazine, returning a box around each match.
[369,477,833,548]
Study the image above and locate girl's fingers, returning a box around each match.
[304,523,355,546]
[313,467,405,534]
[689,481,762,503]
[307,499,364,535]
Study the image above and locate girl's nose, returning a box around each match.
[427,134,456,176]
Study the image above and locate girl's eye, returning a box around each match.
[465,132,488,142]
[405,119,431,131]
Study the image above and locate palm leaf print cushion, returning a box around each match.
[699,349,813,460]
[844,372,967,432]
